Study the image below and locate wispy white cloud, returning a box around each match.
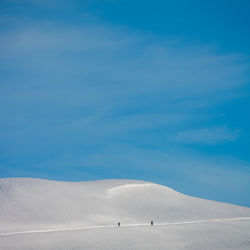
[0,20,248,156]
[174,127,239,144]
[0,21,248,120]
[0,21,248,94]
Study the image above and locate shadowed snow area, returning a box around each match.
[0,178,250,236]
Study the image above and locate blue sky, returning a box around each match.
[0,0,250,206]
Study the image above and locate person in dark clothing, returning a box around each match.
[118,222,120,227]
[151,220,153,226]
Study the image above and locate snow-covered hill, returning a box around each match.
[1,178,250,250]
[1,178,250,235]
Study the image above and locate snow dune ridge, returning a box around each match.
[0,178,250,235]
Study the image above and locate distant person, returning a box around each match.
[118,222,120,227]
[151,220,153,226]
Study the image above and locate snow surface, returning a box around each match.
[0,178,250,249]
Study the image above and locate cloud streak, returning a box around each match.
[174,127,239,144]
[0,22,248,131]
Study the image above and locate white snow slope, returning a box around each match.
[0,178,250,250]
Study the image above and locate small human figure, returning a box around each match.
[118,222,120,227]
[151,220,153,226]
